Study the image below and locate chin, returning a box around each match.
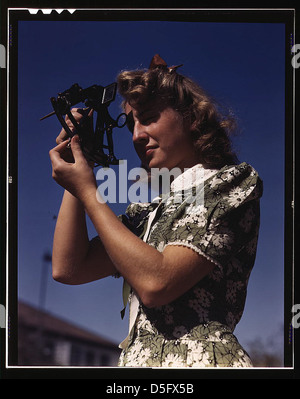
[148,159,165,169]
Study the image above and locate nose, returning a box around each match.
[132,121,149,144]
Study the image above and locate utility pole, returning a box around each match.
[36,250,52,364]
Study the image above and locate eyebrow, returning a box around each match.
[125,109,149,120]
[137,108,159,119]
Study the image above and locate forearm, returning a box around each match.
[82,189,165,301]
[52,190,90,281]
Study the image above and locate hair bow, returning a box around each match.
[149,54,183,73]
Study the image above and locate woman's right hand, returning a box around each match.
[55,108,94,144]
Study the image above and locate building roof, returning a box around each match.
[18,301,121,351]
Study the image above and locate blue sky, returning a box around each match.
[16,16,286,363]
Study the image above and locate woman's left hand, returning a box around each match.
[49,135,97,203]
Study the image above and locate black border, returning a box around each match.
[1,5,298,380]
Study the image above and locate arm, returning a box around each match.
[51,108,117,284]
[49,136,215,306]
[52,189,118,284]
[82,199,215,308]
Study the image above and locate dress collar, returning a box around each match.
[170,163,219,192]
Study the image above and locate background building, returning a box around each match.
[18,301,121,366]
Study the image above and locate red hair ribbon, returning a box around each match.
[149,54,183,73]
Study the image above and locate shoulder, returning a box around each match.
[205,162,263,204]
[208,162,262,185]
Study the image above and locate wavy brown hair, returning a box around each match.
[117,66,239,169]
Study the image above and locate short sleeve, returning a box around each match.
[151,163,263,271]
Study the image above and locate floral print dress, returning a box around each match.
[117,162,263,368]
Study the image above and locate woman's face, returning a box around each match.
[125,102,198,171]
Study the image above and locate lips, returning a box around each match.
[144,146,158,157]
[145,145,158,152]
[145,148,156,156]
[134,144,159,163]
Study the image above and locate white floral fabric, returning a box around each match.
[118,162,263,367]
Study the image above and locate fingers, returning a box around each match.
[49,147,65,182]
[55,107,94,144]
[49,139,70,164]
[56,112,78,144]
[49,139,78,183]
[70,135,86,163]
[49,133,96,199]
[51,137,70,152]
[69,135,94,168]
[56,129,69,144]
[50,135,85,165]
[87,108,94,118]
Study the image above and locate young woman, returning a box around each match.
[49,55,263,367]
